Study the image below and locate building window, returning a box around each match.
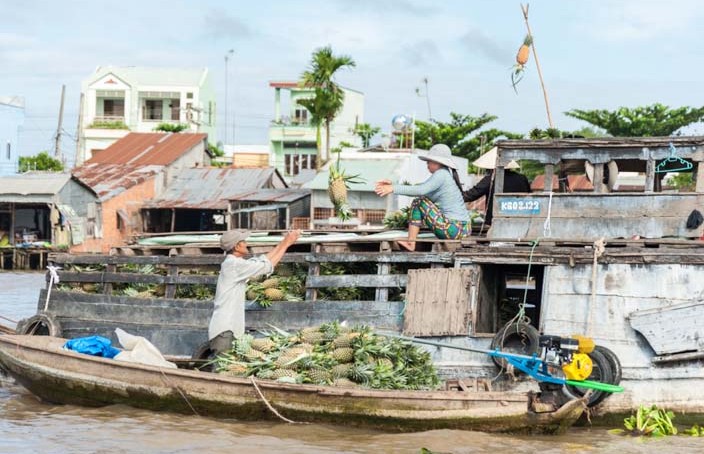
[143,100,163,121]
[293,108,308,125]
[313,208,333,220]
[360,209,386,225]
[6,142,10,160]
[170,99,180,121]
[186,92,193,99]
[285,153,317,175]
[103,99,125,118]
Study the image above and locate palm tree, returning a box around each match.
[298,46,356,169]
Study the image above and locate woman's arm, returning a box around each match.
[383,170,447,197]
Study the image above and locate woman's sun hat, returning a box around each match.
[419,144,457,169]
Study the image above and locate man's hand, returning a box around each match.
[283,230,302,246]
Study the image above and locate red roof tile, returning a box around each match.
[86,132,207,166]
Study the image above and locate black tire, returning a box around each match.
[594,345,622,387]
[191,341,215,372]
[490,321,540,371]
[563,347,614,407]
[15,313,62,337]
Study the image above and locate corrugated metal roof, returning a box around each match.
[72,164,161,201]
[87,66,208,88]
[228,188,310,203]
[306,159,402,191]
[0,173,70,202]
[86,132,206,166]
[144,167,284,209]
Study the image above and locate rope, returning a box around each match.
[44,265,61,312]
[249,376,306,424]
[159,369,200,417]
[0,314,18,324]
[543,192,553,238]
[586,238,606,336]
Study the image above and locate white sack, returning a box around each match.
[113,328,177,369]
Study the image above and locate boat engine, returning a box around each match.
[539,335,594,381]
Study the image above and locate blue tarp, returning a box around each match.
[64,336,120,358]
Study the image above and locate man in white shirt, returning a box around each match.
[208,229,301,354]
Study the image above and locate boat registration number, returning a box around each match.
[498,198,541,214]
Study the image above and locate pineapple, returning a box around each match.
[223,362,248,377]
[243,348,265,361]
[307,368,332,385]
[332,363,353,379]
[256,369,274,379]
[332,334,354,348]
[263,288,284,301]
[348,363,373,385]
[376,358,394,369]
[250,338,276,353]
[327,154,364,221]
[332,378,357,388]
[301,330,325,345]
[332,347,355,363]
[246,289,258,300]
[298,343,315,354]
[261,278,280,289]
[271,369,298,380]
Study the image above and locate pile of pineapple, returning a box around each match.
[215,322,440,390]
[246,268,305,307]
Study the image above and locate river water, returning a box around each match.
[0,272,702,453]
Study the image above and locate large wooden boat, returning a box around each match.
[0,335,585,434]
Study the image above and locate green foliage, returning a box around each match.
[18,152,63,172]
[299,46,356,167]
[338,140,354,148]
[88,120,128,129]
[610,404,677,437]
[153,123,189,133]
[383,207,410,229]
[208,142,225,157]
[565,103,704,137]
[684,424,704,436]
[353,123,381,147]
[413,113,522,164]
[667,172,694,192]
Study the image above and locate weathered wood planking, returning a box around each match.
[629,301,704,355]
[307,274,407,288]
[41,290,403,356]
[491,193,704,240]
[57,271,218,286]
[403,268,473,337]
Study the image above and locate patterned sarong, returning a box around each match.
[409,196,470,239]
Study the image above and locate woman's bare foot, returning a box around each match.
[397,240,416,251]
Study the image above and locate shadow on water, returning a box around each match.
[1,273,703,453]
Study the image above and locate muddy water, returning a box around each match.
[1,272,702,453]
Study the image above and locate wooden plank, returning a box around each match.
[58,271,218,285]
[305,244,321,301]
[645,159,655,193]
[307,274,407,288]
[304,252,453,264]
[49,252,310,266]
[165,265,178,299]
[403,268,473,336]
[543,164,553,192]
[629,301,704,355]
[697,161,704,193]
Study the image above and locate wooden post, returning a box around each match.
[521,4,554,128]
[103,264,116,295]
[494,166,505,194]
[170,209,176,232]
[305,243,321,301]
[645,159,655,193]
[696,162,704,193]
[165,265,178,298]
[544,164,554,192]
[376,241,391,302]
[593,163,604,193]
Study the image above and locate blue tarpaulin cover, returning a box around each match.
[64,336,120,358]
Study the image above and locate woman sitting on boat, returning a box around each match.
[375,144,470,251]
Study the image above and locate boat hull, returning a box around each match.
[0,335,583,434]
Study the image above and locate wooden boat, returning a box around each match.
[0,334,585,434]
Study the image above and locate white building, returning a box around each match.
[268,81,364,178]
[0,96,24,176]
[77,66,216,164]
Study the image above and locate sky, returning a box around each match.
[3,0,704,166]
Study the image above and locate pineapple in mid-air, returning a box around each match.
[328,154,364,221]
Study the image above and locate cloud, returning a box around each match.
[334,0,436,16]
[400,40,441,66]
[202,8,252,41]
[459,28,508,66]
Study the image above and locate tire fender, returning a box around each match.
[15,312,62,337]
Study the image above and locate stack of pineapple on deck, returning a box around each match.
[327,154,364,221]
[214,322,440,390]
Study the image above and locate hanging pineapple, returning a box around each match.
[511,34,533,94]
[328,153,364,221]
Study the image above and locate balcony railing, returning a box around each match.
[88,116,128,130]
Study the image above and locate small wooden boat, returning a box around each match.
[0,335,585,433]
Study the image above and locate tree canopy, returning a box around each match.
[353,123,380,147]
[565,103,704,137]
[413,113,522,163]
[19,151,64,172]
[298,46,356,169]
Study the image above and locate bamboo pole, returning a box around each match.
[521,4,554,128]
